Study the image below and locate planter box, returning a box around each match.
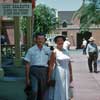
[0,77,26,100]
[3,66,25,77]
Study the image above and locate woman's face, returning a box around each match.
[56,37,64,49]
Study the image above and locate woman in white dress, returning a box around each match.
[48,36,73,100]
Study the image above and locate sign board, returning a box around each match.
[0,3,32,16]
[96,0,100,10]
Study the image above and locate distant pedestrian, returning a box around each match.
[86,37,98,73]
[63,37,71,50]
[24,33,51,100]
[1,34,6,44]
[81,38,87,54]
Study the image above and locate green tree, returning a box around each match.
[74,0,100,31]
[34,4,59,34]
[20,4,59,35]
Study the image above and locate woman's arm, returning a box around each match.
[69,61,73,83]
[48,52,56,82]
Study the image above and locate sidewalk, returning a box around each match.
[0,49,100,100]
[71,50,100,100]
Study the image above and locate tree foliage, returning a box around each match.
[74,1,100,31]
[20,4,59,35]
[34,4,59,34]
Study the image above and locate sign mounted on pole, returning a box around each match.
[0,3,32,16]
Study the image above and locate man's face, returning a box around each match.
[36,35,45,45]
[90,41,94,44]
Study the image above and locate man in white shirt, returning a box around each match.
[82,38,87,54]
[63,37,71,50]
[24,33,51,100]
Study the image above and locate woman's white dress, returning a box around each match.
[53,48,70,100]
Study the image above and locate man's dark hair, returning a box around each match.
[35,32,45,38]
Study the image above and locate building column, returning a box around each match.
[14,17,21,66]
[13,0,22,66]
[24,0,35,50]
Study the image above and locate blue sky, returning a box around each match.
[36,0,83,11]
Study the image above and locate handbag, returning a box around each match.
[69,85,74,99]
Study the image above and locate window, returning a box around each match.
[62,31,67,37]
[62,22,67,27]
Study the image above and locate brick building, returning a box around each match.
[56,11,100,48]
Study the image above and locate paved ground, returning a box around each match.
[0,49,100,100]
[70,50,100,100]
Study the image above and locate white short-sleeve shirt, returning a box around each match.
[24,45,51,67]
[63,40,70,50]
[82,40,87,46]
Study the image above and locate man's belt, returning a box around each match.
[30,65,47,68]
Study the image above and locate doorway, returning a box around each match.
[77,31,92,49]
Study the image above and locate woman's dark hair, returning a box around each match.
[54,35,66,43]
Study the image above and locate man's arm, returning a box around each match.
[69,61,73,83]
[25,61,30,86]
[86,44,89,57]
[95,44,99,58]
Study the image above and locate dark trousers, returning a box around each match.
[83,47,86,54]
[88,52,98,72]
[30,66,48,100]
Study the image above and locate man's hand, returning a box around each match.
[87,55,89,58]
[26,78,30,86]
